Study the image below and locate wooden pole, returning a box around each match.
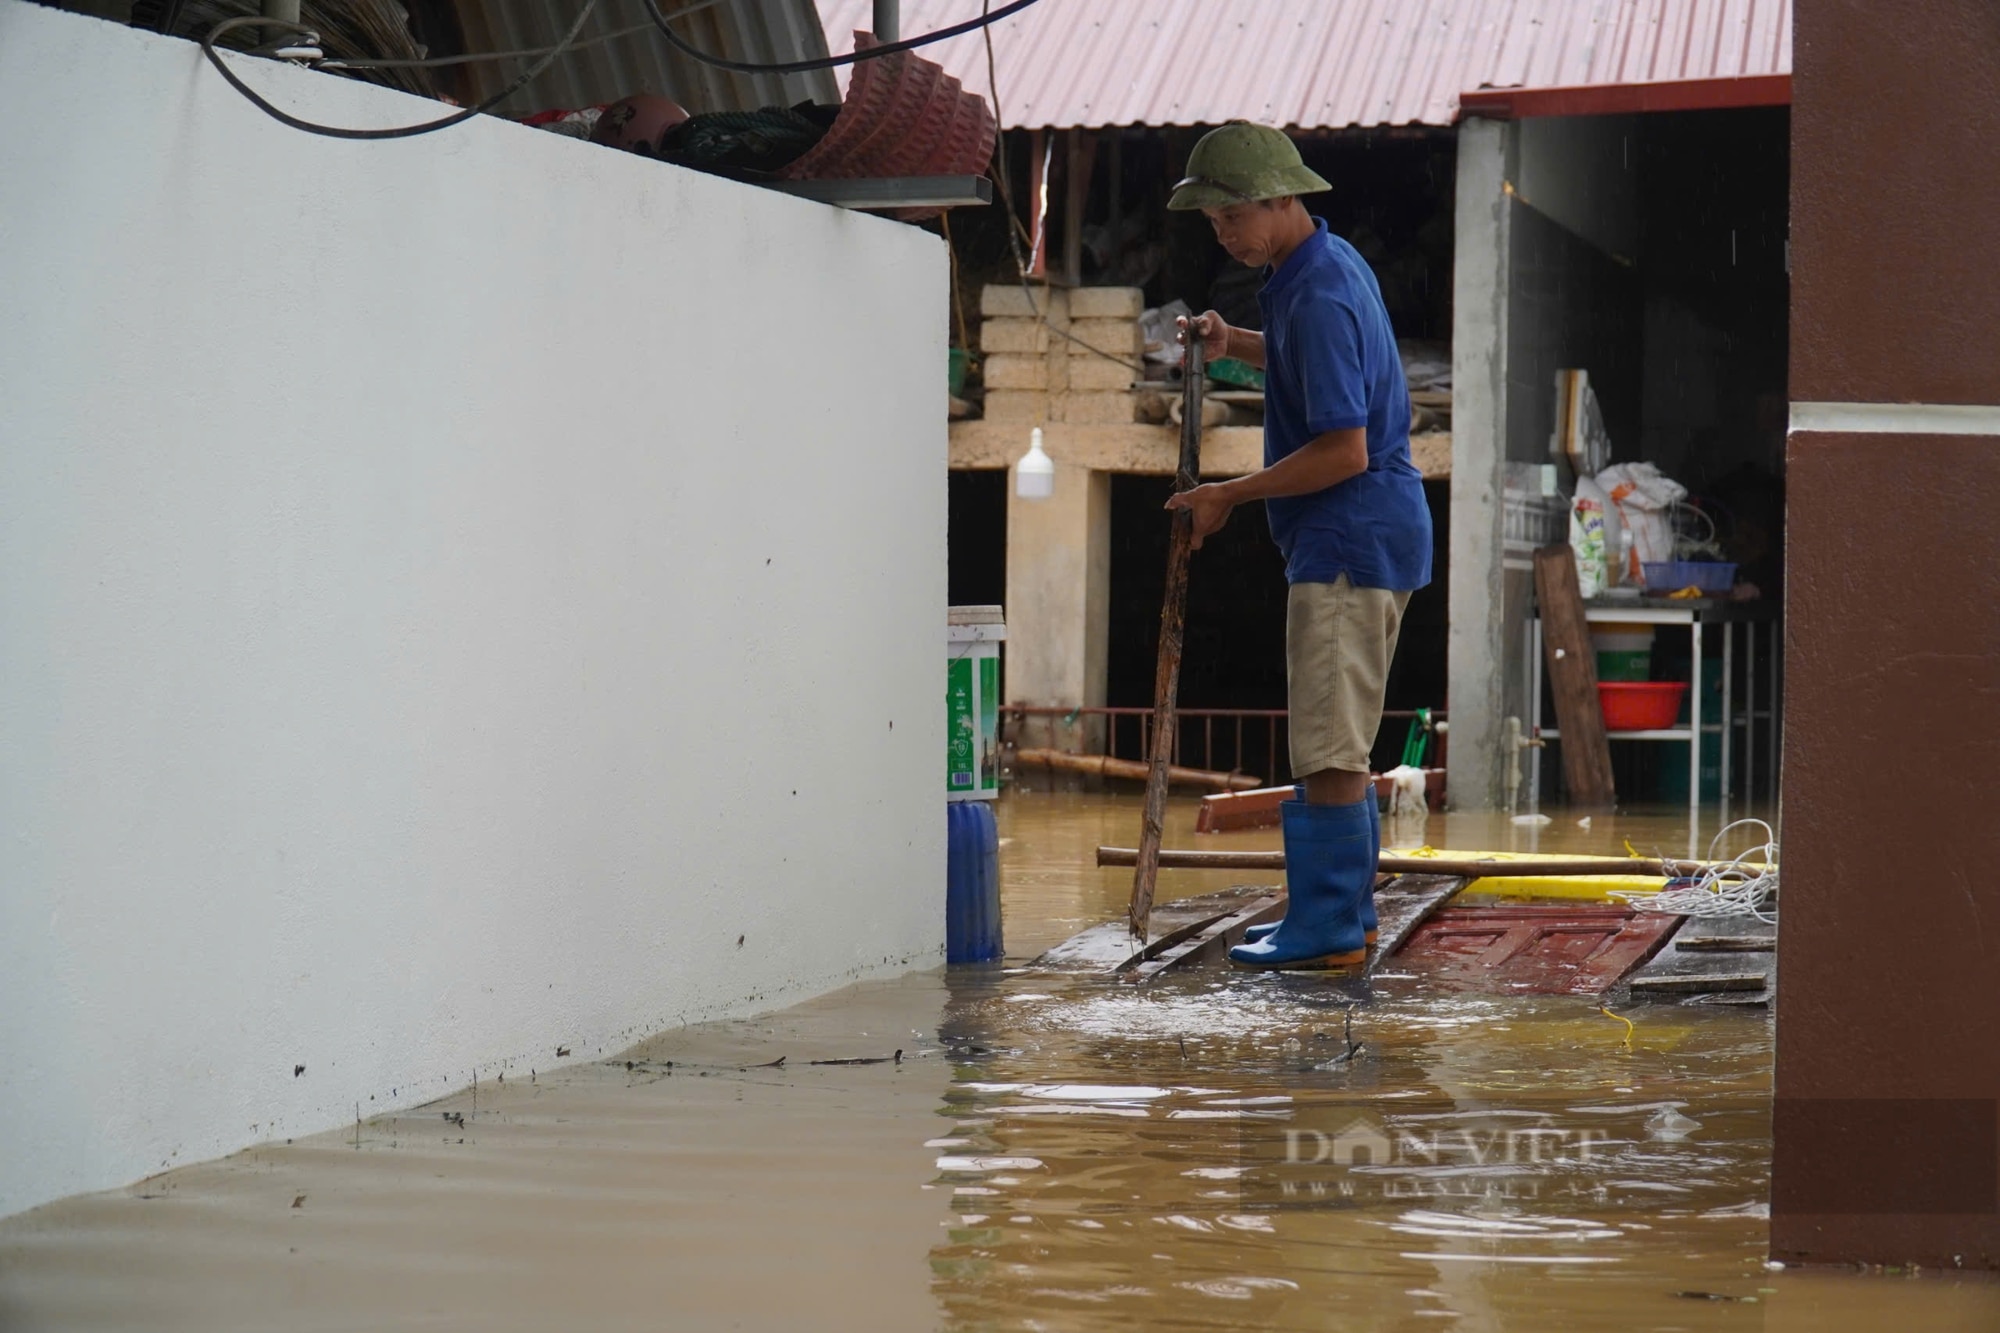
[1015,747,1260,792]
[1099,846,1724,879]
[1129,335,1205,940]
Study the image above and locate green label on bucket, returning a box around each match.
[947,656,975,791]
[979,653,999,794]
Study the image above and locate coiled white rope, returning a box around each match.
[1613,818,1779,923]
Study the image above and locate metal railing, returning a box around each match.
[1002,705,1443,785]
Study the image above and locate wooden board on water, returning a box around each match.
[1032,885,1273,971]
[1124,892,1284,982]
[1625,912,1778,999]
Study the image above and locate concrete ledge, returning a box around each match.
[951,420,1265,475]
[952,420,1452,480]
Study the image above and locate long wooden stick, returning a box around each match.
[1129,334,1205,940]
[1100,846,1720,879]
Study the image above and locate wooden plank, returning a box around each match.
[1113,905,1249,974]
[1193,771,1445,832]
[1625,913,1778,996]
[1368,875,1465,966]
[1674,913,1777,952]
[1194,785,1292,833]
[1533,544,1616,807]
[1627,951,1774,993]
[1125,893,1284,982]
[1128,335,1205,939]
[1033,886,1268,972]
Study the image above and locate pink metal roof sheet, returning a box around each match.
[815,0,1792,130]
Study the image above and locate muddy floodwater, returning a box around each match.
[3,792,1996,1331]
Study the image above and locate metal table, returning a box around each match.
[1529,598,1780,816]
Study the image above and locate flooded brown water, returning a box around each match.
[3,792,1995,1331]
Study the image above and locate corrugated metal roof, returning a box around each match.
[458,0,839,117]
[815,0,1791,130]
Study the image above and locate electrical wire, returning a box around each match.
[200,2,599,140]
[1612,818,1779,922]
[641,0,1043,76]
[318,0,725,70]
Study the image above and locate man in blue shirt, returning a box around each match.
[1164,122,1433,970]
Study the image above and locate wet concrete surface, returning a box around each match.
[3,792,1996,1331]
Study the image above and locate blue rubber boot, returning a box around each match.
[1229,796,1370,970]
[1362,785,1381,941]
[1245,785,1381,947]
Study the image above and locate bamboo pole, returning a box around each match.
[1129,334,1205,941]
[1014,748,1260,792]
[1098,846,1720,879]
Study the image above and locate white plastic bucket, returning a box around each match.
[947,606,1006,801]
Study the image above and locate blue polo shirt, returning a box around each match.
[1257,219,1432,591]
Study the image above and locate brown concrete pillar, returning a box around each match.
[1775,0,2000,1268]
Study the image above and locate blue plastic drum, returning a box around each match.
[946,802,1002,963]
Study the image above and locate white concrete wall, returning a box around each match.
[0,2,946,1219]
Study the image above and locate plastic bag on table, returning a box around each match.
[1570,475,1612,598]
[1595,462,1688,584]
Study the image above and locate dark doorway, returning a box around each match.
[948,469,1006,608]
[1108,476,1448,780]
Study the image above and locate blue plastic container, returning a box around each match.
[946,801,1002,963]
[1640,560,1736,594]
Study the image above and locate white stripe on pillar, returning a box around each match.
[1790,401,2000,435]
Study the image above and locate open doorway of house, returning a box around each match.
[1521,105,1790,807]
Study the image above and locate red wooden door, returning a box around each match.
[1392,904,1678,995]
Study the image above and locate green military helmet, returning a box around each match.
[1167,121,1331,211]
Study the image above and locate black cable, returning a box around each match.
[641,0,1043,76]
[199,1,598,141]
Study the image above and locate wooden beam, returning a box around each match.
[1062,128,1095,287]
[1533,544,1616,808]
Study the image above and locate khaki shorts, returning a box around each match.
[1287,575,1411,777]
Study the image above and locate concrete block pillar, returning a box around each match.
[1446,116,1516,811]
[1004,451,1111,755]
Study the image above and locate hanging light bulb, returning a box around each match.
[1016,426,1054,500]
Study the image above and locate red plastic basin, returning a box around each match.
[1597,681,1688,731]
